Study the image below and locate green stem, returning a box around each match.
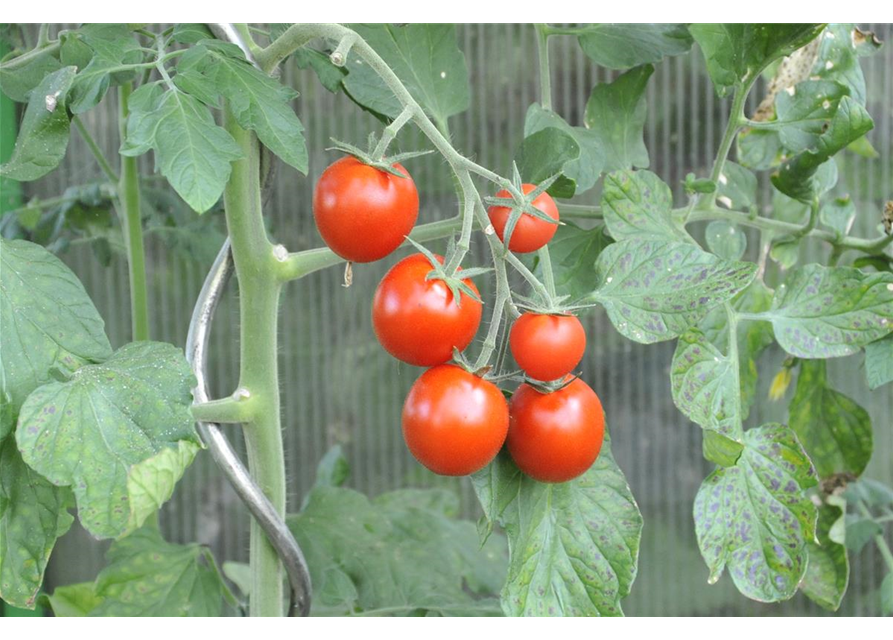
[789,198,820,242]
[705,82,752,209]
[538,245,557,300]
[858,501,893,573]
[73,117,120,183]
[36,24,50,48]
[117,83,150,344]
[224,109,286,617]
[535,24,552,111]
[0,40,60,71]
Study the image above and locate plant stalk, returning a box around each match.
[117,83,150,344]
[224,109,286,617]
[535,24,553,111]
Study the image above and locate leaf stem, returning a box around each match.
[0,40,60,71]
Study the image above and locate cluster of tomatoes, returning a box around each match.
[312,155,605,483]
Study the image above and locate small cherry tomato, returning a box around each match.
[372,253,482,366]
[313,156,419,263]
[402,364,509,476]
[510,313,586,381]
[487,183,559,253]
[507,377,604,483]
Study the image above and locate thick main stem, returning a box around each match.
[535,24,552,111]
[117,83,150,343]
[224,111,286,617]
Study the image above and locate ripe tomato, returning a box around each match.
[402,364,509,476]
[313,156,419,263]
[510,313,586,381]
[487,183,559,253]
[372,253,482,366]
[507,377,604,483]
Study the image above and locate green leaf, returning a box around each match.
[514,127,579,199]
[16,342,198,539]
[185,44,309,173]
[0,441,74,608]
[343,24,469,126]
[592,239,757,344]
[671,328,744,440]
[865,334,893,390]
[530,222,614,302]
[763,263,893,358]
[91,527,224,616]
[772,96,873,202]
[170,23,214,45]
[126,440,201,534]
[294,48,346,93]
[0,237,112,441]
[789,360,872,479]
[122,88,242,213]
[601,170,691,243]
[844,478,893,510]
[801,495,849,611]
[472,436,642,617]
[690,24,825,97]
[288,484,506,616]
[702,430,745,467]
[523,104,604,194]
[716,161,757,210]
[699,280,775,419]
[705,221,747,261]
[819,196,855,237]
[773,80,851,153]
[40,582,104,617]
[584,64,653,172]
[68,24,142,114]
[694,423,818,602]
[0,66,76,181]
[0,50,62,102]
[577,24,692,69]
[737,127,786,170]
[844,515,881,554]
[812,24,882,106]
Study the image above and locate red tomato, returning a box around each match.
[313,156,419,263]
[507,377,604,483]
[372,253,482,366]
[510,313,586,381]
[487,183,559,253]
[402,365,509,476]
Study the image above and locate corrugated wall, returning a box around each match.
[21,24,893,616]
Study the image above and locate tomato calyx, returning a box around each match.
[405,237,491,308]
[484,164,563,253]
[522,373,581,395]
[327,135,432,179]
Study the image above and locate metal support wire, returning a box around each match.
[186,240,312,617]
[184,24,311,617]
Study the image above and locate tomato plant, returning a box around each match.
[402,364,509,476]
[509,312,586,381]
[507,377,605,483]
[1,22,891,619]
[372,253,482,366]
[313,155,418,263]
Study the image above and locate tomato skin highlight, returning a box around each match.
[313,156,419,263]
[372,253,482,367]
[487,183,559,253]
[510,313,586,381]
[402,365,509,476]
[507,377,605,483]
